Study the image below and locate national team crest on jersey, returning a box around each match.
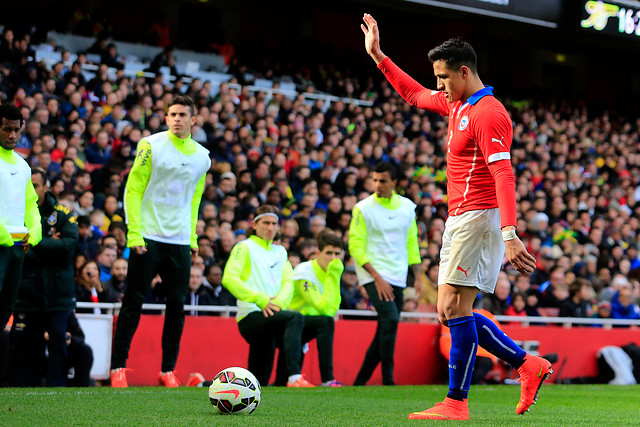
[458,115,469,131]
[47,213,57,226]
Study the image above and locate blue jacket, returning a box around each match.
[611,291,640,320]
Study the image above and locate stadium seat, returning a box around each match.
[254,78,274,89]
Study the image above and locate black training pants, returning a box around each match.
[111,240,191,372]
[238,309,304,386]
[354,283,404,385]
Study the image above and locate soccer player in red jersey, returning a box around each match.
[361,13,552,420]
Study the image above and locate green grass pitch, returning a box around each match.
[0,384,637,426]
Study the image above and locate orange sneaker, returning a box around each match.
[186,372,205,387]
[408,397,469,420]
[287,375,315,388]
[110,368,128,388]
[516,354,553,415]
[158,371,181,387]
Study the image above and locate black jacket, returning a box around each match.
[16,192,79,312]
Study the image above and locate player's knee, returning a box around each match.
[441,299,466,320]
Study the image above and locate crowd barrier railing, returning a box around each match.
[75,302,640,327]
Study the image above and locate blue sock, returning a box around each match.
[473,312,526,368]
[446,316,477,401]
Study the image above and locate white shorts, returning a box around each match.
[438,208,504,293]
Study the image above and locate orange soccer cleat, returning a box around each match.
[110,368,129,388]
[158,370,181,387]
[186,372,206,387]
[287,375,315,388]
[515,354,553,415]
[408,397,469,420]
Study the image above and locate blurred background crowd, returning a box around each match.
[1,0,639,327]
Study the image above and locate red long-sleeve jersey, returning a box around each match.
[378,57,517,227]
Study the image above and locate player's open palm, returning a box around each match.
[361,14,384,63]
[505,238,536,275]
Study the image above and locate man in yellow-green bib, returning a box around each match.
[350,161,422,386]
[275,229,345,387]
[0,104,42,331]
[222,205,314,388]
[110,96,211,388]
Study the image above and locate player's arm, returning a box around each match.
[348,206,370,267]
[407,219,423,296]
[349,205,394,301]
[222,244,270,308]
[293,278,328,314]
[24,178,42,247]
[479,111,536,274]
[324,258,344,315]
[294,259,344,315]
[361,14,447,114]
[190,171,208,251]
[274,260,294,308]
[0,221,11,246]
[124,139,152,248]
[475,108,517,228]
[349,206,381,280]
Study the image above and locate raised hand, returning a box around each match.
[361,13,386,64]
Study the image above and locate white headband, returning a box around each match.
[253,212,279,222]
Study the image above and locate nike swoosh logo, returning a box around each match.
[537,366,543,378]
[214,389,240,398]
[181,163,189,166]
[11,171,17,175]
[270,262,278,269]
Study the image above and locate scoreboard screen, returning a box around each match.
[580,0,640,39]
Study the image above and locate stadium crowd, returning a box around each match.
[1,19,640,340]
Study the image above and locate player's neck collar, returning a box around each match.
[467,86,494,105]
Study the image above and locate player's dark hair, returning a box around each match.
[316,229,343,251]
[428,38,478,74]
[0,103,24,126]
[372,161,397,180]
[168,95,195,116]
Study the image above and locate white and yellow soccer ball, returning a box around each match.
[208,367,261,415]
